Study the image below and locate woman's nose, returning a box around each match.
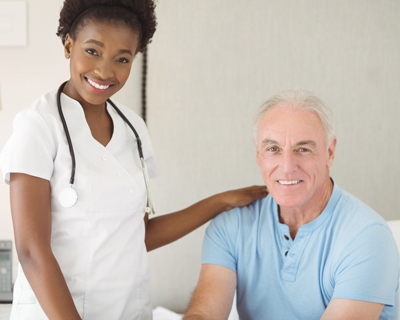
[94,60,114,79]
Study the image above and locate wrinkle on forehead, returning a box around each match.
[257,107,327,150]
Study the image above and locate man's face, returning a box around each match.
[256,105,336,210]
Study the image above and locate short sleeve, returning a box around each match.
[201,210,240,273]
[0,109,56,184]
[332,223,399,306]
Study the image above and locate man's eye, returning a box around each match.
[299,148,309,152]
[268,147,278,152]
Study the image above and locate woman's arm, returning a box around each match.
[144,185,267,251]
[10,173,81,320]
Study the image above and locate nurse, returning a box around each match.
[0,0,266,319]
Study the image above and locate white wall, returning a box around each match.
[147,0,400,312]
[1,0,399,315]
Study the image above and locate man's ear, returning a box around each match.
[256,148,262,167]
[327,137,337,168]
[64,34,73,59]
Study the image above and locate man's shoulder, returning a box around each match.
[211,195,274,229]
[334,185,388,227]
[329,184,392,246]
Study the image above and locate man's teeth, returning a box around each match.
[87,79,110,90]
[278,180,301,185]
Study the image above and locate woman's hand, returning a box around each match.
[221,185,268,211]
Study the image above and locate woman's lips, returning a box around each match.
[85,77,114,93]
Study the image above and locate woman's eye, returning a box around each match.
[86,49,98,56]
[117,57,130,63]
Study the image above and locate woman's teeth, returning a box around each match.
[87,78,110,90]
[278,180,301,185]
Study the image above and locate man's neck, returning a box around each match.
[279,179,333,239]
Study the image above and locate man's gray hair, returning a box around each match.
[253,89,335,147]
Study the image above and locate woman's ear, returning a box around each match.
[64,34,73,59]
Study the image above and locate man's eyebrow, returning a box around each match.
[260,139,317,148]
[261,139,279,147]
[295,140,317,148]
[84,39,133,56]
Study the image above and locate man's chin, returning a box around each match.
[272,193,305,209]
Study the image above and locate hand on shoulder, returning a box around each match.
[222,185,268,211]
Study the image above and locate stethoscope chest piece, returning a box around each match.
[58,186,78,208]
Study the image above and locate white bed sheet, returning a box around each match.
[0,305,183,320]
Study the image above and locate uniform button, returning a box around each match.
[118,171,123,177]
[130,189,135,194]
[285,251,288,257]
[284,235,290,240]
[102,155,108,161]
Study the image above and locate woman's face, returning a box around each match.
[63,20,140,108]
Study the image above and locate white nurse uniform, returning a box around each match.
[0,89,157,319]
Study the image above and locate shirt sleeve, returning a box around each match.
[332,223,399,306]
[201,209,240,273]
[0,109,56,184]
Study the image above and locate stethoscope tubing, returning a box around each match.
[57,82,76,185]
[56,81,155,214]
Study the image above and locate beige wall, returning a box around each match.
[147,0,400,312]
[0,0,399,314]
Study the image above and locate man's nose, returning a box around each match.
[281,151,298,173]
[94,60,114,79]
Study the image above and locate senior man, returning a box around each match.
[184,90,399,320]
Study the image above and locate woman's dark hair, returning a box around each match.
[56,0,157,53]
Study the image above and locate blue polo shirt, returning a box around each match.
[202,183,399,320]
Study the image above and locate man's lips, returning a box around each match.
[277,180,302,185]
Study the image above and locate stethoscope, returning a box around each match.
[56,81,155,214]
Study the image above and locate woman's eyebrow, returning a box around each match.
[84,39,133,56]
[84,39,104,47]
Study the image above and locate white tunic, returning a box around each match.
[0,90,157,319]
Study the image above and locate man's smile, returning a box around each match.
[278,180,302,185]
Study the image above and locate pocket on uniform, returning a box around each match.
[11,296,85,320]
[12,302,44,320]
